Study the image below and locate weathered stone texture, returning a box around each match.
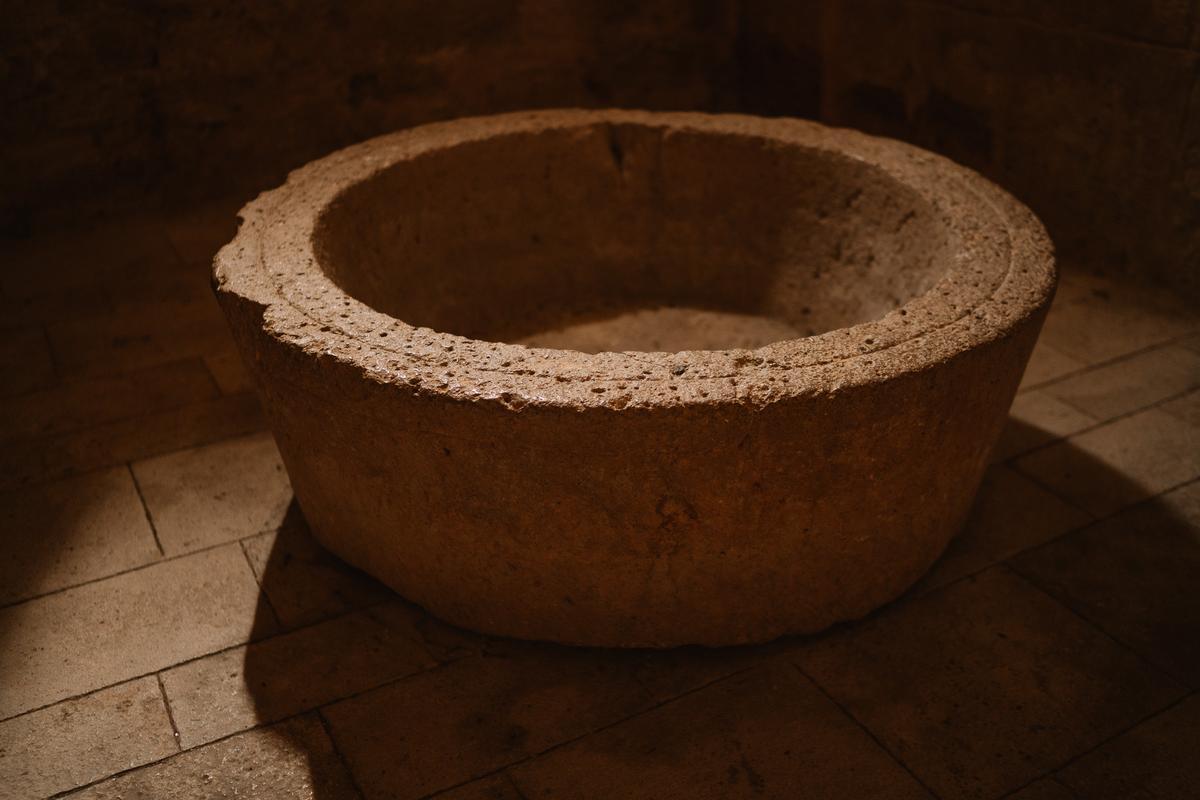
[215,109,1055,646]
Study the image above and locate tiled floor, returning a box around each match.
[1,207,1198,799]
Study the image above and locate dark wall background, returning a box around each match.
[740,0,1200,297]
[4,0,1198,295]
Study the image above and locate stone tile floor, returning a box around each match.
[0,204,1198,799]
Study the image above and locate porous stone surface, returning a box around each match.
[214,109,1056,647]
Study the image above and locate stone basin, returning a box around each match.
[214,109,1055,647]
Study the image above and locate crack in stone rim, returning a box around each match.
[217,109,1055,409]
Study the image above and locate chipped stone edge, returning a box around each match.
[213,109,1055,412]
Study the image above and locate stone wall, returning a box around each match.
[1,0,739,232]
[740,0,1200,295]
[4,0,1198,294]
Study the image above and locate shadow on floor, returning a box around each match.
[241,423,1198,800]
